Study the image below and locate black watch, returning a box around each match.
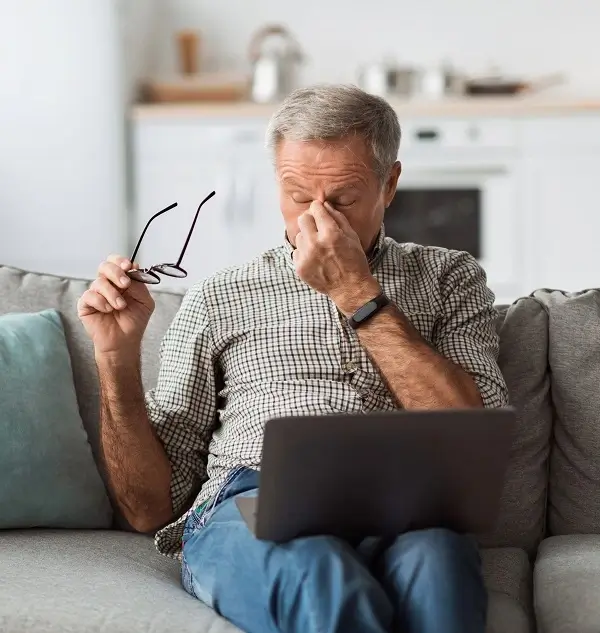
[347,293,391,329]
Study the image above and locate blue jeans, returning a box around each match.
[182,467,487,633]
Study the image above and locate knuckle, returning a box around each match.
[80,290,96,307]
[92,278,112,297]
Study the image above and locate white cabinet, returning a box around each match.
[132,118,281,290]
[522,152,600,291]
[520,117,600,292]
[133,111,600,295]
[225,127,284,267]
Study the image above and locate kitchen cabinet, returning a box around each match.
[520,117,600,292]
[132,118,281,290]
[226,126,284,266]
[132,106,600,298]
[521,152,600,291]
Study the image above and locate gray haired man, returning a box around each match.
[78,84,508,633]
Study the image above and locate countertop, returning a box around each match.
[132,95,600,120]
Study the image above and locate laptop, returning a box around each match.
[236,409,515,542]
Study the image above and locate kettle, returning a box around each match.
[249,25,303,104]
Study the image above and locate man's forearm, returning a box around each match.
[96,352,173,532]
[334,278,482,409]
[353,304,482,409]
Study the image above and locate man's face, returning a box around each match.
[276,136,401,252]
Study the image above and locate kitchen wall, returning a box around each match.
[0,1,126,277]
[148,0,600,93]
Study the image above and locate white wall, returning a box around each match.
[0,1,127,278]
[152,0,600,93]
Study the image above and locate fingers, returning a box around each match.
[106,254,134,271]
[98,260,132,292]
[323,202,354,234]
[297,212,317,246]
[77,288,113,316]
[309,201,339,233]
[91,277,128,310]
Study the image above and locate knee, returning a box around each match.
[390,528,480,573]
[268,535,369,593]
[277,535,351,578]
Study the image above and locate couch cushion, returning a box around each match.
[0,265,184,469]
[534,535,600,633]
[0,531,532,633]
[0,309,112,529]
[478,296,552,552]
[481,547,534,633]
[538,289,600,535]
[486,593,532,633]
[481,547,533,617]
[0,530,242,633]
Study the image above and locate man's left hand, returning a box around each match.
[293,201,382,315]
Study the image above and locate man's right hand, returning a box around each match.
[77,255,155,357]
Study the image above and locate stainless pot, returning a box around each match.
[358,63,419,98]
[419,65,465,98]
[358,62,465,99]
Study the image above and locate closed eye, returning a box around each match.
[331,200,356,208]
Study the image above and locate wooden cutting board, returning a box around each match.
[142,73,249,103]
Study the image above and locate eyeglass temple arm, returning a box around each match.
[175,191,216,266]
[129,202,178,264]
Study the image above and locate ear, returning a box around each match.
[383,162,401,208]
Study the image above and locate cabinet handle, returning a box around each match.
[414,128,440,141]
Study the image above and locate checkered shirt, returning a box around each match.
[146,226,509,558]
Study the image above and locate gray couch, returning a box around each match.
[1,263,599,633]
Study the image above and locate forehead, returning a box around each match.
[275,136,374,187]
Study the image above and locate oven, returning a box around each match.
[385,119,523,304]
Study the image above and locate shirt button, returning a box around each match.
[342,361,357,374]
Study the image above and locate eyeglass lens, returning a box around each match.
[128,268,160,284]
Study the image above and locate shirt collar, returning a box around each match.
[283,224,387,270]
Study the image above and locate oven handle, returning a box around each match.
[400,167,509,179]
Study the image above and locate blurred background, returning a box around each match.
[2,0,600,304]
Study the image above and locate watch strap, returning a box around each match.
[348,293,391,329]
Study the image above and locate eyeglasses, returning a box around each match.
[127,191,216,284]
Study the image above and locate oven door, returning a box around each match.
[386,161,521,303]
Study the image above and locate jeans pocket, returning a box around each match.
[182,510,203,546]
[181,555,197,598]
[198,465,248,529]
[182,466,249,549]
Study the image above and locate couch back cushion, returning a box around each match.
[479,296,553,553]
[1,265,559,549]
[540,289,600,535]
[0,265,183,473]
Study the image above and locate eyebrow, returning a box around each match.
[281,178,360,197]
[326,185,360,197]
[281,177,307,190]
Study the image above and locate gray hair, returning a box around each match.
[266,84,401,182]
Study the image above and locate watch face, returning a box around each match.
[354,300,378,322]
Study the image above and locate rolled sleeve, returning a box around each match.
[145,284,218,516]
[432,251,509,408]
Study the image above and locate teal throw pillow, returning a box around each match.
[0,309,112,528]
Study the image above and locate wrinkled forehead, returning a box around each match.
[275,136,375,188]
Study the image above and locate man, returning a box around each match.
[78,84,508,633]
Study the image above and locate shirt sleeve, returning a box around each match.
[431,251,509,408]
[145,284,218,517]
